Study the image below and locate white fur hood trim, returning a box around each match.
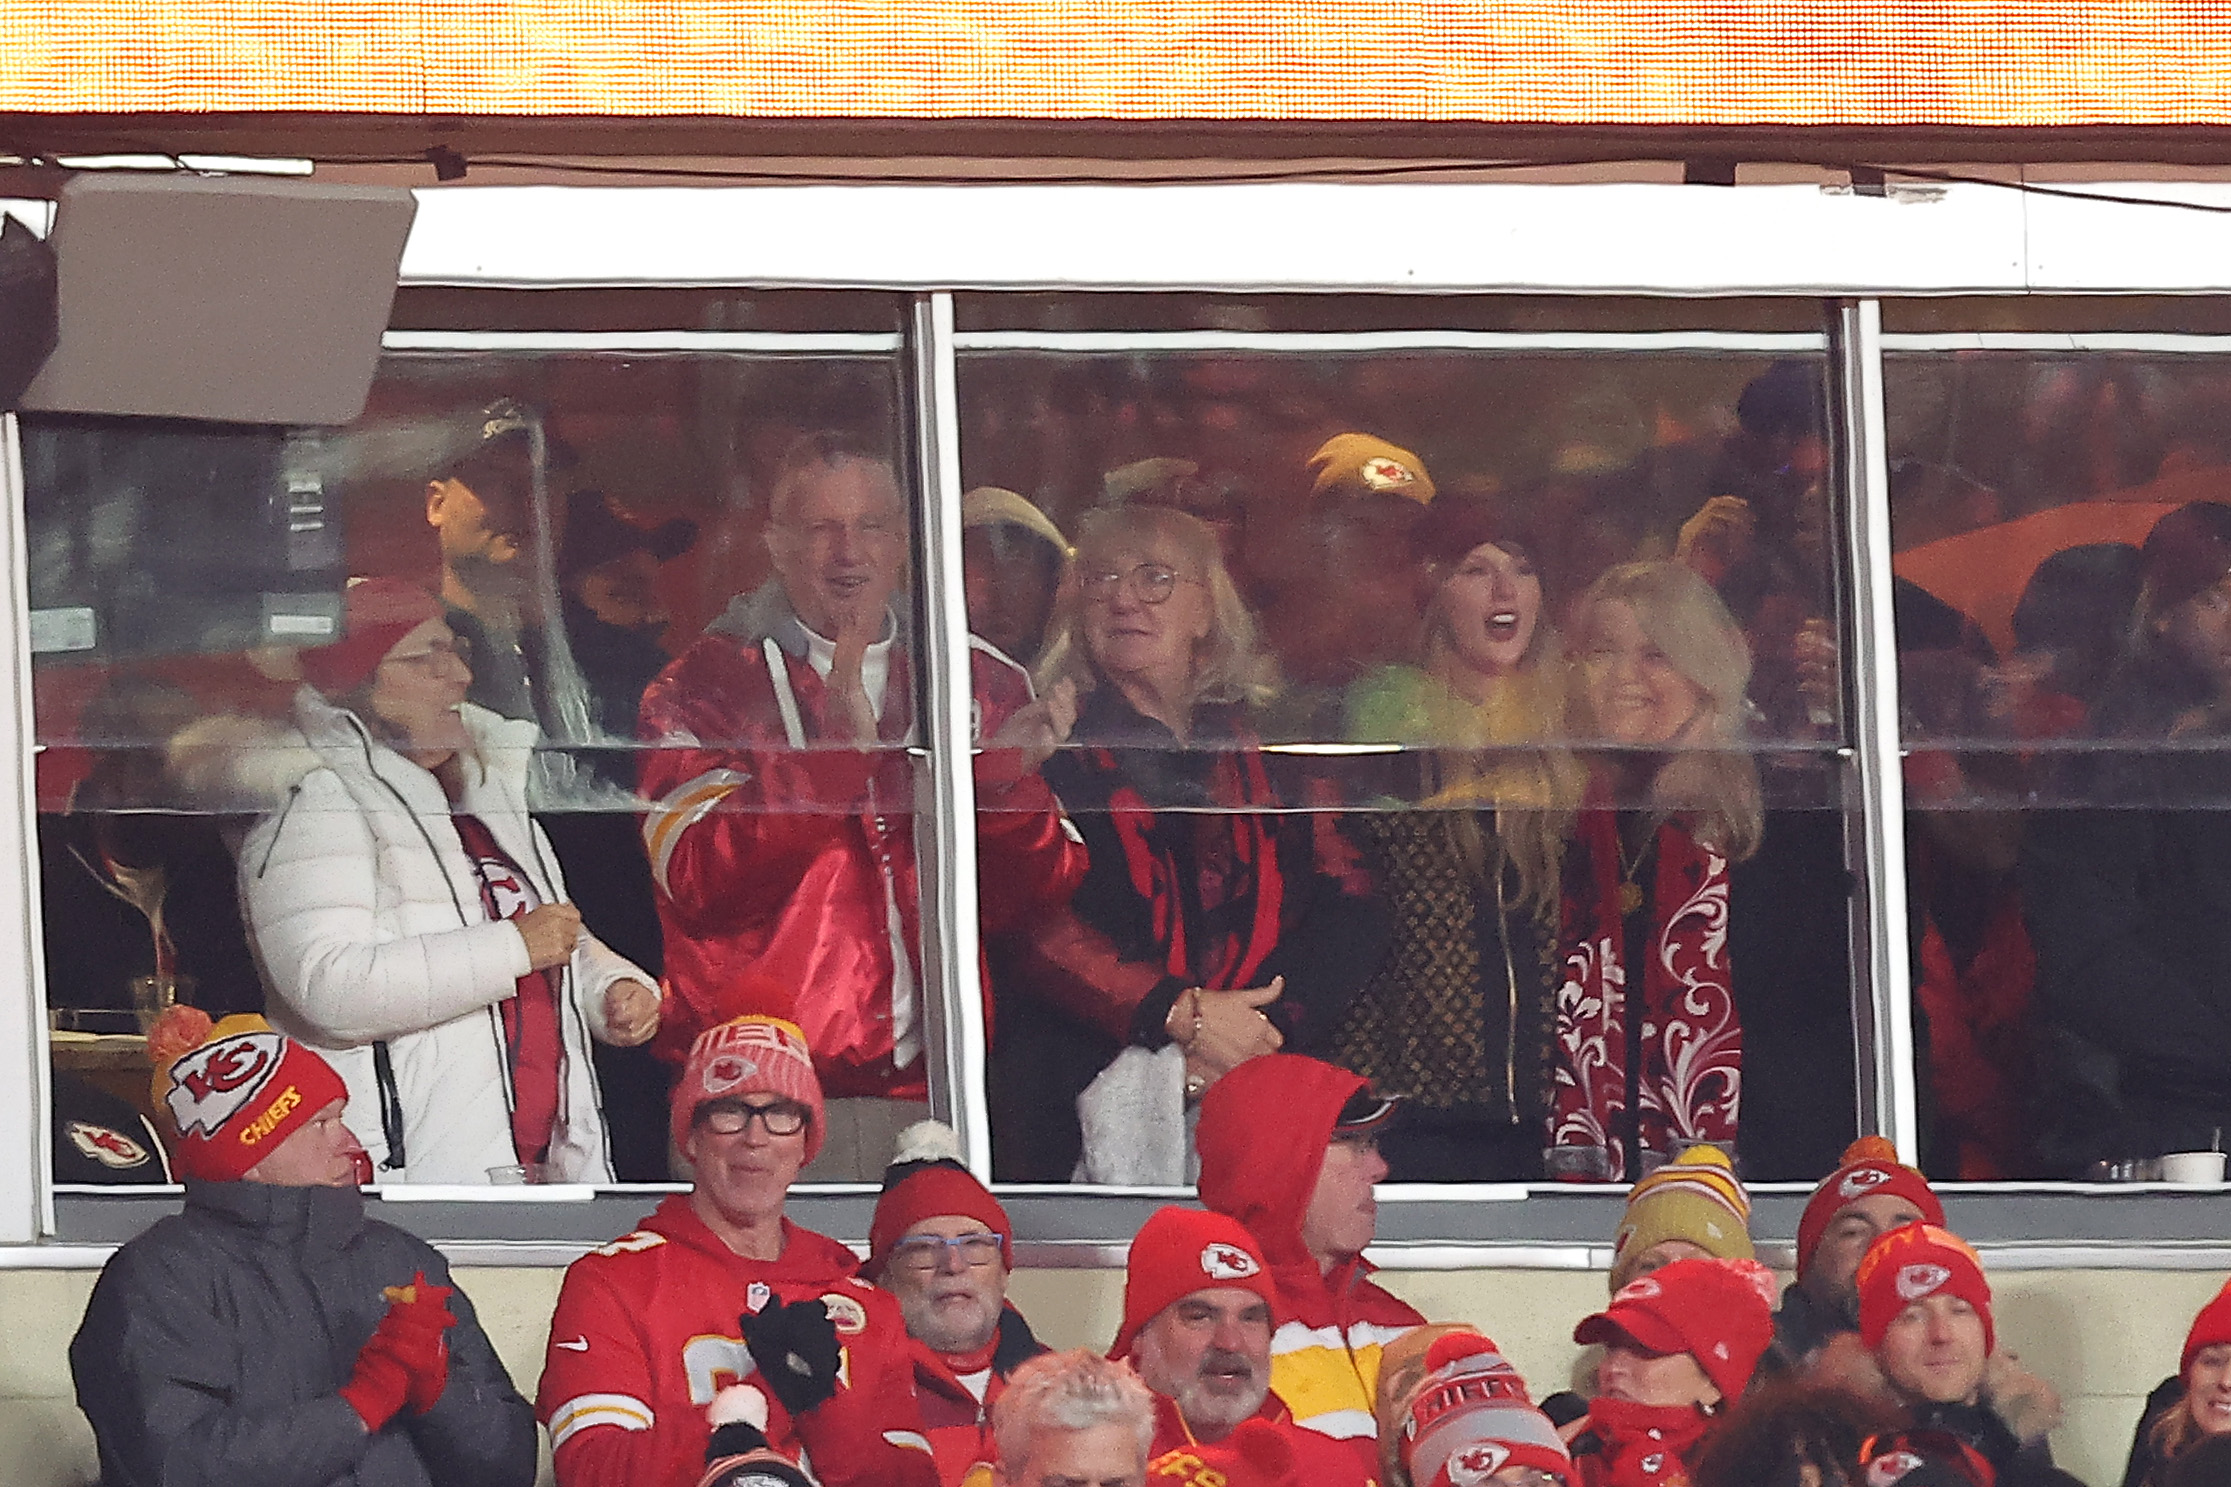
[167,687,540,811]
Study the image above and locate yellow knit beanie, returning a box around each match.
[1608,1144,1754,1292]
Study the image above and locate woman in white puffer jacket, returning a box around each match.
[202,578,659,1184]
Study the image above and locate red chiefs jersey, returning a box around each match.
[538,1194,938,1487]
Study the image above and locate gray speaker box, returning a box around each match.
[20,172,416,426]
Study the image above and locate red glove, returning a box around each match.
[341,1272,456,1429]
[383,1271,456,1415]
[340,1331,414,1433]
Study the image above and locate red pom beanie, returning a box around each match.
[1403,1333,1574,1487]
[2183,1278,2231,1377]
[1574,1256,1779,1405]
[1797,1136,1945,1278]
[1111,1206,1279,1360]
[157,1013,350,1182]
[671,1014,825,1163]
[297,578,443,697]
[866,1120,1013,1280]
[1855,1224,1994,1356]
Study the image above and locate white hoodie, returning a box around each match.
[209,686,653,1184]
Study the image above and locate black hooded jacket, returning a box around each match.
[70,1179,536,1487]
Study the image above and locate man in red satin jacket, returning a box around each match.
[637,431,1084,1175]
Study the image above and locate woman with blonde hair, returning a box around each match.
[1551,560,1762,1182]
[1337,494,1581,1180]
[1006,503,1389,1180]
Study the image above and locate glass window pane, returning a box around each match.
[1887,339,2231,1179]
[960,335,1858,1186]
[31,330,922,1188]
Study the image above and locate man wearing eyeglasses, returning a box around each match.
[863,1120,1050,1486]
[1196,1055,1424,1468]
[539,1010,939,1487]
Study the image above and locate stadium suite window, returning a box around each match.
[62,283,2225,1232]
[1885,337,2231,1183]
[30,318,930,1192]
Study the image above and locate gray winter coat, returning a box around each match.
[69,1179,537,1487]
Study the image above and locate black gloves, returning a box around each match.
[739,1297,842,1417]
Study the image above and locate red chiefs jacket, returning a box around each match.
[637,593,1085,1097]
[538,1194,938,1487]
[1196,1056,1424,1456]
[1146,1391,1378,1487]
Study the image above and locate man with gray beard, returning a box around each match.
[864,1122,1048,1487]
[1108,1206,1375,1485]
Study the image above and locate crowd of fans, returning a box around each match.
[68,1006,2231,1487]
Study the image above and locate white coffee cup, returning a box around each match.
[2159,1151,2227,1185]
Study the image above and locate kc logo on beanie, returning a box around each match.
[167,1032,283,1137]
[1856,1225,1994,1355]
[1111,1206,1279,1360]
[157,1016,350,1184]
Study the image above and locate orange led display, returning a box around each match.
[4,2,2231,125]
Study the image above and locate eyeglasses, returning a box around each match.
[887,1232,1006,1274]
[383,637,474,671]
[696,1100,809,1138]
[1081,562,1196,606]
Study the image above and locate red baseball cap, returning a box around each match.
[1574,1256,1778,1404]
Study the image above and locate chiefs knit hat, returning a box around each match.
[1610,1144,1754,1292]
[1576,1256,1779,1405]
[866,1120,1013,1280]
[2183,1278,2231,1377]
[297,577,444,698]
[1855,1225,1994,1356]
[1797,1136,1944,1279]
[1403,1332,1574,1487]
[1310,432,1437,507]
[671,1011,826,1164]
[152,1009,350,1183]
[1111,1206,1278,1361]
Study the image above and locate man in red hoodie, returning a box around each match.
[1196,1053,1425,1461]
[1111,1205,1377,1487]
[538,1009,939,1487]
[865,1119,1049,1486]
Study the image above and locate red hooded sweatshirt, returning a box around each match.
[1196,1054,1424,1461]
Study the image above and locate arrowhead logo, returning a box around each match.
[65,1121,149,1169]
[1839,1167,1893,1199]
[1895,1263,1953,1302]
[165,1032,282,1138]
[1447,1444,1509,1485]
[1613,1275,1664,1303]
[1199,1242,1260,1281]
[1867,1451,1925,1485]
[1360,456,1417,492]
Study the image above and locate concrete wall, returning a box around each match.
[6,1263,2207,1486]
